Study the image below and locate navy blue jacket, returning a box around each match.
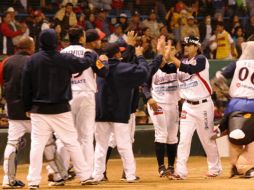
[96,55,162,123]
[22,29,97,114]
[3,51,30,120]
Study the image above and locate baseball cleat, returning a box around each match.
[244,167,254,178]
[81,177,99,185]
[2,179,25,189]
[124,176,140,183]
[28,185,39,190]
[167,166,175,175]
[168,174,184,180]
[120,172,126,181]
[205,173,220,179]
[158,165,170,177]
[48,179,65,186]
[229,165,240,178]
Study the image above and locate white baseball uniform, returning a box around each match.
[58,45,97,177]
[175,55,222,178]
[147,68,180,144]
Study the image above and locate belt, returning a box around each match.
[186,99,208,105]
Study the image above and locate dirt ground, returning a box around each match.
[0,157,253,190]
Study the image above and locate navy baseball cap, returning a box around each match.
[183,36,201,46]
[103,43,126,58]
[86,29,105,43]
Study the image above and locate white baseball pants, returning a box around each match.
[93,122,136,181]
[148,103,179,144]
[27,112,89,186]
[2,120,31,185]
[175,99,222,178]
[108,113,136,148]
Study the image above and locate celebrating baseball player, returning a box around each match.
[0,36,34,189]
[213,37,254,178]
[168,36,222,179]
[21,29,97,190]
[92,34,167,182]
[143,39,180,177]
[57,27,108,184]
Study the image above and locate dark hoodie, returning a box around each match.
[96,55,162,123]
[22,29,97,114]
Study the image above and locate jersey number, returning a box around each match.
[238,67,254,84]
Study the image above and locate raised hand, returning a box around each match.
[135,46,144,56]
[156,35,166,55]
[126,31,138,46]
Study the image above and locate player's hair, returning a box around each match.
[68,27,84,45]
[17,36,34,50]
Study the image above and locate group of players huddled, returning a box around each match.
[1,24,254,190]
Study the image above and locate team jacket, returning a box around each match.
[22,29,97,114]
[143,63,180,104]
[2,51,30,120]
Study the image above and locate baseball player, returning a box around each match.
[213,38,254,178]
[0,36,34,189]
[57,27,108,184]
[21,29,97,190]
[168,36,222,179]
[102,35,168,180]
[103,32,140,181]
[143,40,180,177]
[1,36,68,189]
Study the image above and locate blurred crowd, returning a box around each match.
[1,0,254,60]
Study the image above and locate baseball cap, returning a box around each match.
[33,10,43,17]
[7,7,15,12]
[103,43,126,58]
[187,15,194,20]
[119,13,127,18]
[114,23,121,28]
[86,29,106,43]
[183,36,201,46]
[133,10,140,16]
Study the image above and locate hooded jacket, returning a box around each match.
[22,29,97,114]
[95,55,162,123]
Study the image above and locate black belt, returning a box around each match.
[186,99,208,105]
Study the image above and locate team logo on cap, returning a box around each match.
[184,36,201,46]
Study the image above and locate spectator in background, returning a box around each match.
[245,15,254,39]
[126,11,145,35]
[0,12,26,55]
[214,21,236,59]
[229,15,242,36]
[77,13,86,30]
[61,0,78,7]
[6,7,29,46]
[235,36,244,58]
[213,0,226,17]
[118,13,128,32]
[247,0,254,16]
[111,0,124,16]
[85,13,96,30]
[199,15,213,58]
[232,26,245,43]
[29,10,50,50]
[143,9,163,38]
[89,0,112,10]
[108,23,127,43]
[181,15,200,40]
[54,2,77,37]
[159,25,174,39]
[95,8,111,36]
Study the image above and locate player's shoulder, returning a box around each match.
[61,45,86,53]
